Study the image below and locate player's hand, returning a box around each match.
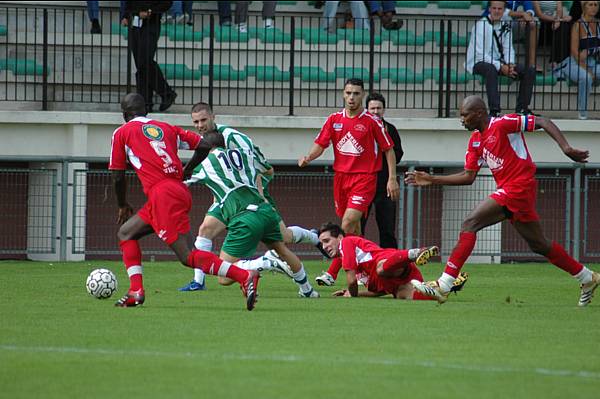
[387,178,400,201]
[332,289,351,297]
[404,170,433,186]
[564,147,589,163]
[117,204,134,224]
[298,156,310,167]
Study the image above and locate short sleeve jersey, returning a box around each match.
[339,236,389,275]
[464,114,537,189]
[315,109,394,173]
[109,116,201,194]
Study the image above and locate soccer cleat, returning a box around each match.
[178,280,206,292]
[299,288,320,298]
[115,289,145,307]
[410,280,448,304]
[450,272,469,294]
[315,271,335,286]
[578,271,600,307]
[242,270,260,311]
[413,245,440,266]
[263,250,294,278]
[311,228,332,259]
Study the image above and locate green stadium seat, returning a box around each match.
[424,30,470,46]
[295,66,336,82]
[536,74,557,86]
[257,28,292,43]
[203,26,249,42]
[0,25,7,36]
[380,68,425,84]
[250,66,290,81]
[387,30,426,46]
[396,1,428,7]
[111,22,129,38]
[199,64,247,80]
[337,29,382,45]
[165,24,203,41]
[423,67,473,84]
[0,58,45,76]
[276,1,297,4]
[437,1,473,9]
[295,27,339,44]
[160,64,201,80]
[335,66,379,82]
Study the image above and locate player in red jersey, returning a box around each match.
[406,95,599,306]
[298,78,400,287]
[317,223,468,299]
[109,93,259,311]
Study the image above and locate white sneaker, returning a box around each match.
[299,288,320,298]
[263,250,294,279]
[264,18,274,28]
[315,271,335,286]
[410,279,448,304]
[578,271,600,307]
[238,22,248,33]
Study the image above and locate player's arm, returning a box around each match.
[182,139,212,179]
[298,143,325,167]
[345,269,359,297]
[405,169,478,187]
[535,117,590,163]
[111,170,133,224]
[332,289,385,297]
[383,148,400,200]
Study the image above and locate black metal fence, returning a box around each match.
[0,4,595,116]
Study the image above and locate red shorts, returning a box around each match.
[333,172,377,218]
[138,179,192,245]
[366,262,423,297]
[489,181,539,223]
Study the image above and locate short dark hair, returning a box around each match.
[366,92,386,108]
[191,102,213,114]
[344,78,364,89]
[318,222,345,238]
[202,130,225,149]
[121,93,146,120]
[489,0,507,7]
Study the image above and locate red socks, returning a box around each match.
[119,240,143,291]
[187,249,248,284]
[444,231,477,278]
[546,241,584,276]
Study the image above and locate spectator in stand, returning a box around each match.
[533,1,572,69]
[367,1,403,30]
[467,0,536,117]
[87,1,102,34]
[217,2,276,32]
[554,0,600,119]
[164,1,193,25]
[569,0,600,20]
[321,1,370,33]
[122,1,178,113]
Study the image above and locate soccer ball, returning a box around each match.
[86,268,118,299]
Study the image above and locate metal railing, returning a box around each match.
[0,4,595,116]
[2,159,600,263]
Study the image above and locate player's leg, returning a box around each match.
[513,220,599,306]
[268,241,319,298]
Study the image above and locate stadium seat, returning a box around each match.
[203,26,249,43]
[199,64,247,80]
[437,1,473,9]
[335,66,379,82]
[380,68,425,84]
[395,1,428,7]
[295,27,339,44]
[166,25,203,42]
[295,66,336,82]
[0,58,45,76]
[423,67,473,83]
[258,28,292,44]
[0,25,6,36]
[387,30,426,46]
[536,74,558,86]
[159,63,201,80]
[247,66,290,81]
[424,30,470,46]
[337,29,382,45]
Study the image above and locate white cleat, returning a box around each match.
[299,288,320,298]
[315,271,335,286]
[410,279,449,304]
[408,245,440,266]
[579,272,600,307]
[263,250,294,279]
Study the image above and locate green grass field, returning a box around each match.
[1,260,599,399]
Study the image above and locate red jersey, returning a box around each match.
[109,116,202,195]
[464,114,537,189]
[339,236,391,275]
[315,109,393,173]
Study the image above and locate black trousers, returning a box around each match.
[361,190,398,249]
[129,18,171,108]
[473,61,535,114]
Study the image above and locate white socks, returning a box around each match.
[292,265,313,294]
[193,236,212,284]
[235,257,273,272]
[437,272,455,293]
[574,267,593,285]
[289,226,319,245]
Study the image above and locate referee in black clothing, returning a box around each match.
[361,92,404,248]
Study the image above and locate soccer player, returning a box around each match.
[187,130,320,298]
[406,95,599,306]
[179,102,322,291]
[299,78,400,287]
[109,93,259,311]
[318,222,467,299]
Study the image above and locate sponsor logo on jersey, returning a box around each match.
[336,132,364,156]
[142,124,164,141]
[472,141,480,148]
[333,123,343,130]
[354,123,367,132]
[482,147,504,171]
[486,135,496,145]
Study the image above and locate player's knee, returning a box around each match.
[461,216,479,232]
[527,239,551,255]
[116,227,130,241]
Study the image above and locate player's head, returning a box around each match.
[191,102,216,134]
[460,95,488,130]
[121,93,146,122]
[343,78,365,113]
[488,0,506,21]
[318,222,345,258]
[202,129,225,150]
[366,92,386,119]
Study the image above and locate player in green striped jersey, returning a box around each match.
[179,103,321,292]
[187,130,319,298]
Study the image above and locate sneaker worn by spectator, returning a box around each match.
[159,91,177,112]
[90,18,102,34]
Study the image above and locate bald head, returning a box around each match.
[462,96,487,114]
[121,93,147,121]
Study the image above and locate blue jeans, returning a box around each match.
[169,1,193,17]
[321,1,369,31]
[367,1,396,14]
[555,56,600,115]
[87,0,99,21]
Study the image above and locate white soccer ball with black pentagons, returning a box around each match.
[86,268,118,299]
